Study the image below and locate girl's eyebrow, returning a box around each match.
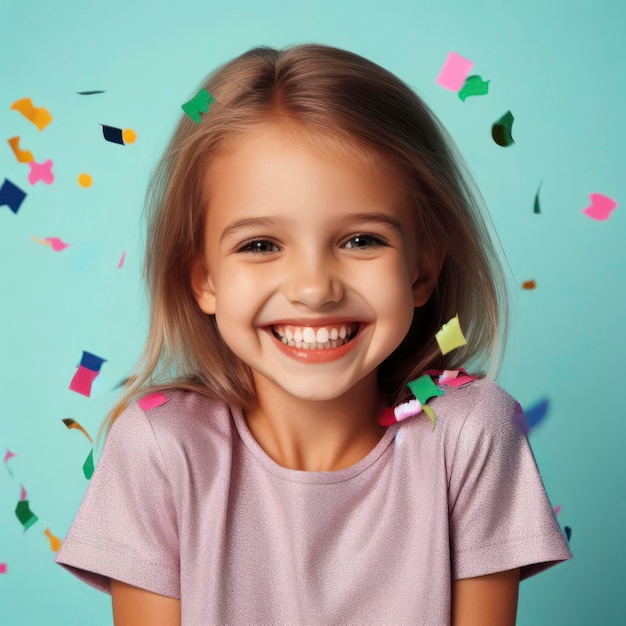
[219,212,402,242]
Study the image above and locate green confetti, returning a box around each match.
[458,75,490,102]
[83,448,94,479]
[492,110,515,147]
[534,181,543,214]
[15,500,38,531]
[181,88,216,123]
[407,375,444,405]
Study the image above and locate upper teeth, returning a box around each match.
[273,323,358,348]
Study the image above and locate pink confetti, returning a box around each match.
[581,193,618,221]
[46,237,69,251]
[69,366,99,397]
[117,250,126,269]
[435,52,474,92]
[554,505,562,516]
[138,392,169,411]
[0,563,7,574]
[3,450,16,465]
[20,484,27,501]
[27,159,54,185]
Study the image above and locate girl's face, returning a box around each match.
[192,123,438,406]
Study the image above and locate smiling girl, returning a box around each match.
[55,44,572,625]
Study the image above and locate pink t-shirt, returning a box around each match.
[55,379,572,625]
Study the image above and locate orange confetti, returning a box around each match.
[44,528,61,552]
[11,97,53,131]
[62,418,93,443]
[122,128,137,144]
[77,173,93,188]
[522,280,536,290]
[7,136,34,163]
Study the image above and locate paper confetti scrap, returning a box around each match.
[27,159,54,185]
[514,398,550,436]
[69,351,107,397]
[113,375,137,390]
[581,193,618,221]
[554,505,562,516]
[7,136,34,163]
[534,181,543,214]
[435,314,467,355]
[62,418,93,443]
[564,526,572,542]
[83,449,94,479]
[0,564,6,574]
[457,75,490,101]
[11,97,53,130]
[435,52,474,92]
[117,251,126,268]
[522,279,536,290]
[76,90,105,95]
[492,111,515,147]
[138,392,170,411]
[0,179,27,214]
[3,450,16,478]
[15,499,38,531]
[422,404,437,430]
[44,528,61,552]
[182,88,216,123]
[101,124,136,145]
[77,173,93,188]
[408,375,444,405]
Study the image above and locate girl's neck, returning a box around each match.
[244,372,388,472]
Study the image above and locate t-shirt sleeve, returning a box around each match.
[54,401,180,597]
[447,381,572,581]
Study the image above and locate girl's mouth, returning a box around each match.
[271,322,360,350]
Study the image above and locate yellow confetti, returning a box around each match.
[77,173,93,188]
[122,128,137,144]
[435,314,467,355]
[422,404,437,431]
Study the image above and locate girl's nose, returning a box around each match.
[282,255,344,308]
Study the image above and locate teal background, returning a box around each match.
[1,0,624,623]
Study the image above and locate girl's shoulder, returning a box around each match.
[110,388,235,451]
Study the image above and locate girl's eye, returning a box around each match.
[343,234,386,249]
[237,239,280,254]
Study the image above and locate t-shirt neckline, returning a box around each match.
[230,405,399,484]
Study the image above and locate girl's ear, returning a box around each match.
[191,259,217,314]
[412,244,446,308]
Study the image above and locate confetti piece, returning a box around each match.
[181,88,216,123]
[117,250,126,269]
[76,90,105,95]
[492,111,515,147]
[69,351,107,397]
[0,564,6,574]
[554,505,562,516]
[438,369,478,387]
[3,450,16,465]
[46,237,69,251]
[138,392,170,411]
[581,193,618,221]
[522,279,536,290]
[20,484,27,500]
[77,173,92,188]
[62,418,93,443]
[31,235,52,248]
[27,159,54,185]
[435,314,467,355]
[435,52,474,92]
[15,500,38,531]
[7,136,34,163]
[113,374,137,390]
[11,97,53,130]
[457,75,490,101]
[534,181,542,214]
[44,528,61,552]
[564,526,572,542]
[514,398,550,435]
[407,375,444,405]
[83,449,94,479]
[0,178,27,214]
[422,404,437,430]
[101,124,136,145]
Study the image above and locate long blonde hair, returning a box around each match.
[98,43,508,445]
